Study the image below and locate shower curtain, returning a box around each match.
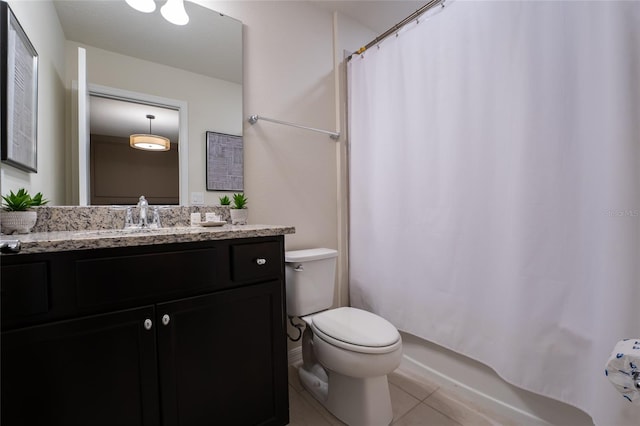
[347,1,639,425]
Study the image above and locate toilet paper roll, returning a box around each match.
[605,339,640,404]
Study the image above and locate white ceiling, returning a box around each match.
[90,97,180,142]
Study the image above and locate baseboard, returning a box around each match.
[400,354,551,426]
[288,346,302,365]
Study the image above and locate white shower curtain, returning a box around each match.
[348,1,639,425]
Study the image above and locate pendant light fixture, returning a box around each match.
[130,114,171,151]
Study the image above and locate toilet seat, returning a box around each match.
[309,307,401,355]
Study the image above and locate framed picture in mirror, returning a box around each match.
[206,131,243,191]
[1,2,38,173]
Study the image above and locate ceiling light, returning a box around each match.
[125,0,156,13]
[130,114,171,151]
[161,0,189,26]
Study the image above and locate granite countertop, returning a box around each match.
[1,224,296,255]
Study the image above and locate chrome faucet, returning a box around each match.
[120,196,162,229]
[137,195,149,227]
[150,207,161,229]
[124,206,135,228]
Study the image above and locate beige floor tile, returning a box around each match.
[390,382,422,422]
[393,402,463,426]
[389,369,439,401]
[298,381,420,426]
[299,389,347,426]
[423,388,513,426]
[288,385,333,426]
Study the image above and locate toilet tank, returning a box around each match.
[285,248,338,317]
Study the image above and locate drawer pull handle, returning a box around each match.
[256,258,267,266]
[162,314,170,326]
[144,319,153,330]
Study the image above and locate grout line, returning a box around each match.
[421,385,440,402]
[391,402,419,425]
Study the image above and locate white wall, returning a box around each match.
[1,0,66,205]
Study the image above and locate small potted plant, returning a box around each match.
[1,188,49,234]
[230,193,248,225]
[219,195,231,206]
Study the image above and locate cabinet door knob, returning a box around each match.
[144,319,153,330]
[256,258,267,266]
[162,314,171,326]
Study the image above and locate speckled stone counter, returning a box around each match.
[30,205,232,233]
[4,224,295,254]
[1,206,294,254]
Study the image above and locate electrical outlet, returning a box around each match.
[191,192,204,205]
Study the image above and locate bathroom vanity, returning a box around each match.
[0,224,294,426]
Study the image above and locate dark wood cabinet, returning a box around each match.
[2,305,160,426]
[157,280,287,426]
[1,237,289,426]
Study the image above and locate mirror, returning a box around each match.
[53,0,243,205]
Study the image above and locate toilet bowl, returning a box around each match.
[285,249,403,426]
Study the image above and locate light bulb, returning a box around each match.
[126,0,156,13]
[161,0,189,26]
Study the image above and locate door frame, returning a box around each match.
[80,83,189,206]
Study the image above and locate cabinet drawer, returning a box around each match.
[1,262,50,318]
[76,247,220,308]
[231,242,282,282]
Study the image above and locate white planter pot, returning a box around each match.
[1,211,38,234]
[230,209,248,225]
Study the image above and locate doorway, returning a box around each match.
[81,84,189,205]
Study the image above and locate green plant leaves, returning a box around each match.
[2,188,49,211]
[232,193,248,209]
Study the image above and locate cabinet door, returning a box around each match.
[1,306,160,426]
[157,280,289,426]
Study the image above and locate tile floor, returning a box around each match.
[287,362,518,426]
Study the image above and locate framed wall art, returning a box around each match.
[206,131,243,191]
[1,2,38,172]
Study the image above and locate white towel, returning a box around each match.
[605,339,640,403]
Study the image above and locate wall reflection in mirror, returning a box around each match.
[53,0,243,205]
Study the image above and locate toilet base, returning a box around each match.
[300,366,393,426]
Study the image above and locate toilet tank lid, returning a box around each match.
[285,248,338,262]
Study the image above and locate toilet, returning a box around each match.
[285,248,402,426]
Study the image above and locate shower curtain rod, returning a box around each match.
[248,115,340,140]
[348,0,445,60]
